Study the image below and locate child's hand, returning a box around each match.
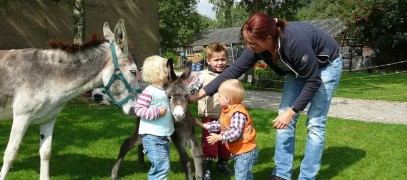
[206,133,222,145]
[194,118,204,127]
[202,123,210,130]
[194,118,210,130]
[159,107,167,116]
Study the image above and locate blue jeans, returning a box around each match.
[233,147,259,180]
[273,57,343,180]
[141,134,171,180]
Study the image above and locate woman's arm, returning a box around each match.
[203,49,259,96]
[189,89,208,103]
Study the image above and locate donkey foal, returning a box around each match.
[111,60,203,180]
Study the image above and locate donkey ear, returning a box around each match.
[180,60,192,80]
[167,58,178,81]
[103,22,114,42]
[113,19,129,57]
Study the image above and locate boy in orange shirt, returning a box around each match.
[197,79,259,180]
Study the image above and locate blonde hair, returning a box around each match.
[218,79,245,104]
[142,55,168,83]
[206,42,227,60]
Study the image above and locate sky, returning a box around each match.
[196,0,216,19]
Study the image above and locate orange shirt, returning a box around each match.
[220,104,256,155]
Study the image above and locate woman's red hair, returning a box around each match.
[241,13,287,60]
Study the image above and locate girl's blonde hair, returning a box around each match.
[218,79,245,104]
[142,55,168,83]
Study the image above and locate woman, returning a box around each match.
[189,13,343,180]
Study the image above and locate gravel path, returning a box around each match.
[243,90,407,125]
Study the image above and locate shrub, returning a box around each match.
[162,51,179,67]
[254,61,284,90]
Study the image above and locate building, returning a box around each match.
[0,0,160,68]
[182,18,370,71]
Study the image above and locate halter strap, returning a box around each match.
[102,42,142,108]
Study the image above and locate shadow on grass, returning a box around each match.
[11,151,213,179]
[252,146,365,179]
[9,153,148,179]
[254,146,275,179]
[318,146,366,179]
[292,146,366,179]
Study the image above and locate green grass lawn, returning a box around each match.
[244,71,407,102]
[1,98,406,179]
[335,71,407,102]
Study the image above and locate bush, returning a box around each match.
[162,51,179,67]
[253,61,284,90]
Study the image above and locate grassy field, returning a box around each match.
[335,71,407,102]
[1,98,406,179]
[244,71,407,102]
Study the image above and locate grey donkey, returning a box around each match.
[111,59,203,180]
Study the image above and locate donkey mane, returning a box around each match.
[45,33,108,65]
[47,33,106,54]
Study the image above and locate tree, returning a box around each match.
[209,0,234,27]
[343,0,407,69]
[296,0,351,20]
[239,0,309,21]
[158,0,209,50]
[200,15,218,30]
[209,2,249,29]
[239,0,265,14]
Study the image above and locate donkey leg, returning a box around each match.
[190,135,204,180]
[0,115,31,180]
[172,133,194,180]
[39,119,56,180]
[111,117,142,180]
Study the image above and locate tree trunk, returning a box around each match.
[224,0,233,27]
[73,0,85,45]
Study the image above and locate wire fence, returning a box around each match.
[252,60,407,100]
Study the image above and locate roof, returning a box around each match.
[189,27,241,46]
[189,18,347,47]
[304,18,347,37]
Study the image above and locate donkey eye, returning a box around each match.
[130,70,137,75]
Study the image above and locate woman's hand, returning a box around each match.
[188,89,208,103]
[206,133,222,145]
[272,108,296,129]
